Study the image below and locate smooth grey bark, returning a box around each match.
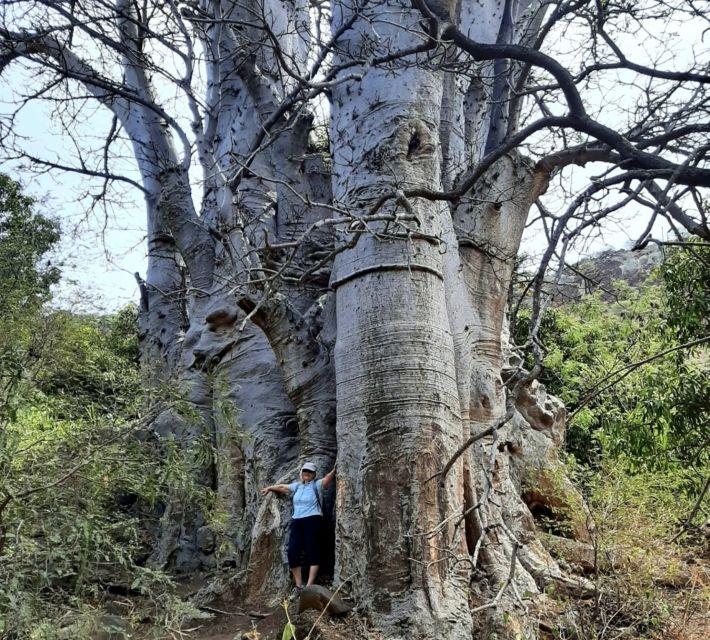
[328,3,474,637]
[325,2,588,637]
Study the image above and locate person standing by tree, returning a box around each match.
[261,462,336,590]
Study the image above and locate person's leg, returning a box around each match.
[291,566,303,588]
[288,519,305,587]
[306,564,319,587]
[302,516,323,586]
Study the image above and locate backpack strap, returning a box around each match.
[313,481,324,515]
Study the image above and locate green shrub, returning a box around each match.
[513,246,709,493]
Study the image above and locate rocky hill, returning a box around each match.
[546,243,665,303]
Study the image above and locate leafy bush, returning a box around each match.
[0,349,157,639]
[0,174,61,424]
[0,176,191,638]
[30,309,141,421]
[661,242,710,344]
[513,246,709,496]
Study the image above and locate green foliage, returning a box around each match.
[0,306,157,640]
[0,176,195,639]
[661,242,710,343]
[0,174,61,423]
[0,306,235,637]
[282,621,296,640]
[552,461,705,639]
[31,309,141,421]
[513,245,709,492]
[0,173,60,315]
[0,310,225,637]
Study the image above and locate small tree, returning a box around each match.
[0,173,60,421]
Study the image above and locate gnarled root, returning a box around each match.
[467,378,595,638]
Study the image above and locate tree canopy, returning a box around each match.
[0,173,60,422]
[0,173,59,313]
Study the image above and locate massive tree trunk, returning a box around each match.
[1,1,609,637]
[328,5,474,636]
[130,0,586,634]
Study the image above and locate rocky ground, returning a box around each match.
[119,554,708,640]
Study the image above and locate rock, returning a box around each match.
[196,525,216,553]
[515,378,566,446]
[297,585,352,617]
[522,467,592,543]
[58,614,132,640]
[96,615,131,639]
[542,533,597,572]
[549,244,663,303]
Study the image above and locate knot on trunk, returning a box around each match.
[205,305,239,330]
[364,118,436,172]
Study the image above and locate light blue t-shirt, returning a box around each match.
[288,479,323,519]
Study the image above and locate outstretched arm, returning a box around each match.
[261,483,291,496]
[321,465,336,489]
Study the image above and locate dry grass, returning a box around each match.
[537,463,710,639]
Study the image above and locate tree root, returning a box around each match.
[466,376,598,637]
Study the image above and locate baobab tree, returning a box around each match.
[1,0,709,637]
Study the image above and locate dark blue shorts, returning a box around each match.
[288,515,323,568]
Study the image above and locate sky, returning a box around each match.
[1,84,142,312]
[1,65,150,313]
[0,3,704,313]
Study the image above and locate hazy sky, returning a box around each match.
[1,5,702,312]
[2,65,148,312]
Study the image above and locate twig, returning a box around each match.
[427,425,495,485]
[197,604,243,616]
[470,541,520,613]
[671,475,710,542]
[247,610,269,619]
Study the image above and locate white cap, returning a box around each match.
[301,462,316,473]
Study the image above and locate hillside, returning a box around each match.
[547,243,664,303]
